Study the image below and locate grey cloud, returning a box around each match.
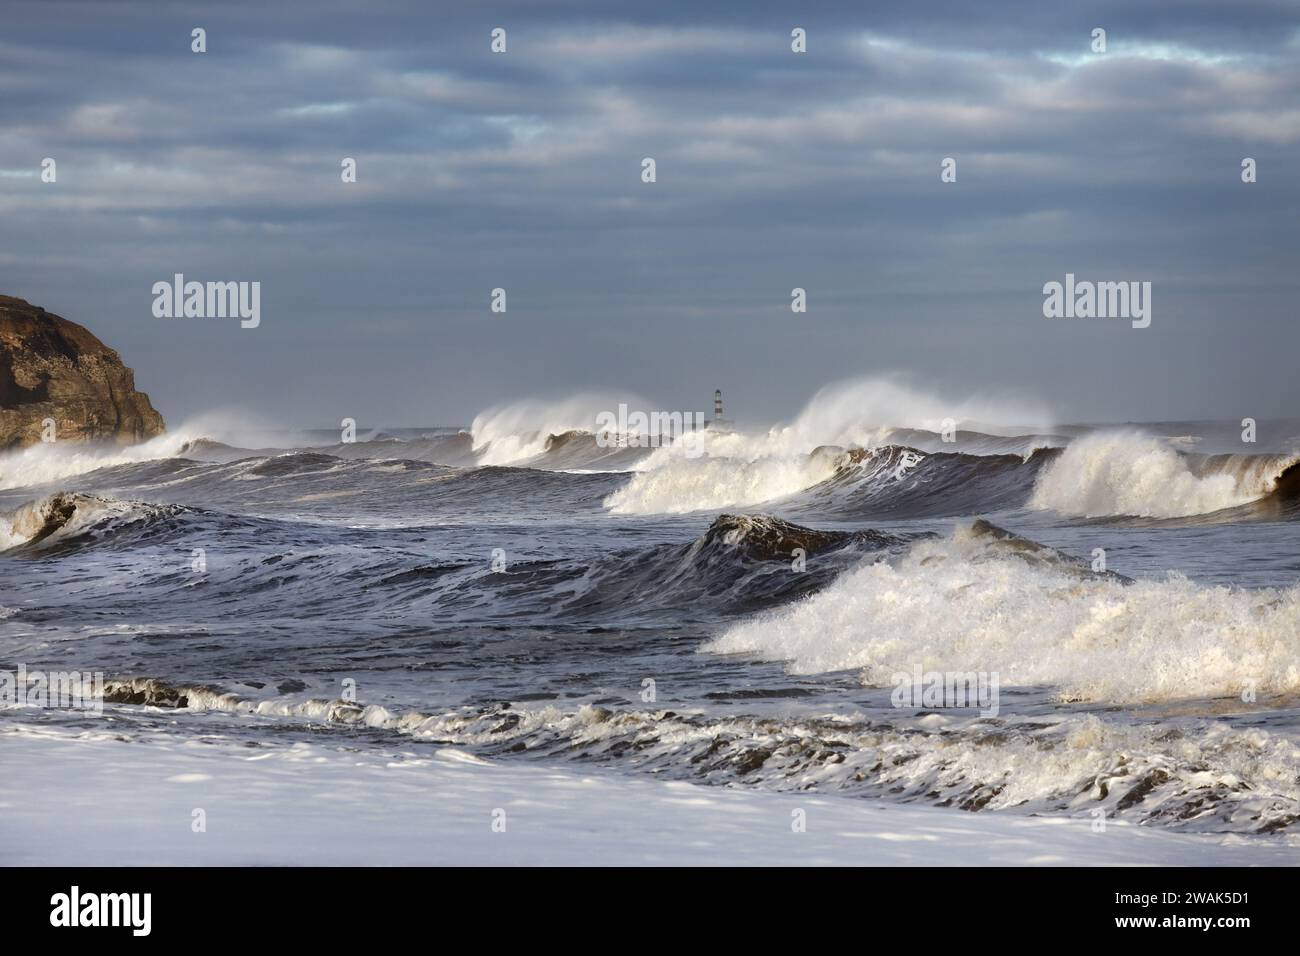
[0,1,1297,428]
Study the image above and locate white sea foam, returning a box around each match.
[0,432,188,491]
[469,392,653,466]
[0,493,164,550]
[1030,431,1285,518]
[0,410,272,492]
[11,724,1294,864]
[706,527,1300,704]
[87,673,1300,834]
[605,438,841,514]
[606,375,1050,514]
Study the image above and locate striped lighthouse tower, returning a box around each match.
[708,389,732,431]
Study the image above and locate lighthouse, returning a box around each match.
[708,389,733,431]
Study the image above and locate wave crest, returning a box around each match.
[89,675,1300,834]
[470,393,654,467]
[706,523,1300,704]
[1030,431,1296,518]
[0,492,185,551]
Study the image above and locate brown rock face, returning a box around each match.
[0,295,166,449]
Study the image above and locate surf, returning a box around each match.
[707,520,1300,705]
[1029,431,1298,519]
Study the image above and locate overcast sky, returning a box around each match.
[2,1,1298,429]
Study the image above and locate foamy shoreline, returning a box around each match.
[3,727,1294,866]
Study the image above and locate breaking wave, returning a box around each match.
[90,673,1300,834]
[1030,431,1298,519]
[706,521,1300,704]
[611,431,1298,520]
[790,445,1054,519]
[7,433,1295,531]
[604,373,1054,516]
[0,492,187,552]
[469,393,656,467]
[606,441,843,514]
[0,430,201,491]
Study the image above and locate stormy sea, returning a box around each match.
[3,382,1300,863]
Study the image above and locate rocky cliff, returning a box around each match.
[0,295,165,449]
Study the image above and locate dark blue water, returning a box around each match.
[3,419,1299,836]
